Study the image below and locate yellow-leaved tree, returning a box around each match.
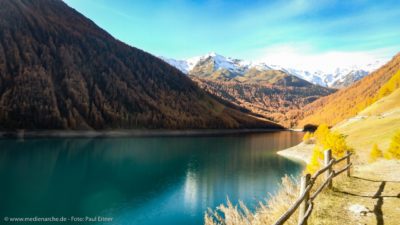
[314,124,330,143]
[306,146,324,174]
[323,131,349,157]
[369,144,383,162]
[305,124,351,174]
[313,124,350,157]
[385,130,400,159]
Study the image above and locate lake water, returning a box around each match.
[0,131,303,225]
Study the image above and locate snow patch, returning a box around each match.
[160,53,386,88]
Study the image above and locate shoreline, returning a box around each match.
[277,142,314,165]
[0,128,289,139]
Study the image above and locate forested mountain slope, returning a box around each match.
[192,77,334,127]
[0,0,281,130]
[296,53,400,127]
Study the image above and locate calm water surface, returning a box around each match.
[0,131,303,225]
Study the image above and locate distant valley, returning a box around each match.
[162,53,337,126]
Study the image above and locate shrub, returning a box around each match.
[369,144,383,162]
[205,176,299,225]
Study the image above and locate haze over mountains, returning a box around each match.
[0,0,281,130]
[162,53,384,88]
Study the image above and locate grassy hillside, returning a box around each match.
[296,53,400,128]
[334,87,400,162]
[311,72,400,225]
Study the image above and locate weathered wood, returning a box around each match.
[334,163,352,177]
[298,201,313,225]
[298,174,311,225]
[311,159,335,180]
[346,150,351,177]
[273,183,313,225]
[334,152,352,164]
[274,149,353,225]
[310,172,334,200]
[324,149,333,189]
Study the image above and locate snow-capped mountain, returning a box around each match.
[161,52,385,88]
[278,61,383,88]
[161,52,249,74]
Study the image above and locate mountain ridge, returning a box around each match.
[161,53,384,88]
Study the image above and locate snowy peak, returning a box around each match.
[160,57,190,73]
[160,53,385,88]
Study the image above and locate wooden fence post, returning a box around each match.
[346,150,351,177]
[298,174,310,225]
[324,149,332,189]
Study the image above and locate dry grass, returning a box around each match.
[309,160,400,225]
[206,88,400,225]
[205,176,300,225]
[205,158,400,225]
[205,172,333,225]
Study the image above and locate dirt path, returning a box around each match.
[310,160,400,225]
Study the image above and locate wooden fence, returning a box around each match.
[273,149,352,225]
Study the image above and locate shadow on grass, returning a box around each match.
[352,176,400,183]
[373,181,385,225]
[333,177,400,225]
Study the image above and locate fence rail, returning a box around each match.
[273,149,352,225]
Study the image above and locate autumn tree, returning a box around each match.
[314,124,330,144]
[369,144,383,162]
[306,146,324,174]
[385,130,400,159]
[313,124,350,157]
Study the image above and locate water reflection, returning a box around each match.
[183,169,198,215]
[0,131,303,225]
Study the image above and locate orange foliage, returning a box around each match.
[297,55,400,127]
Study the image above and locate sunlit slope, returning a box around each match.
[296,53,400,127]
[334,88,400,162]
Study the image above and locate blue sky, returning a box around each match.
[64,0,400,69]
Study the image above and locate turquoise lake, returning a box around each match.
[0,131,303,225]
